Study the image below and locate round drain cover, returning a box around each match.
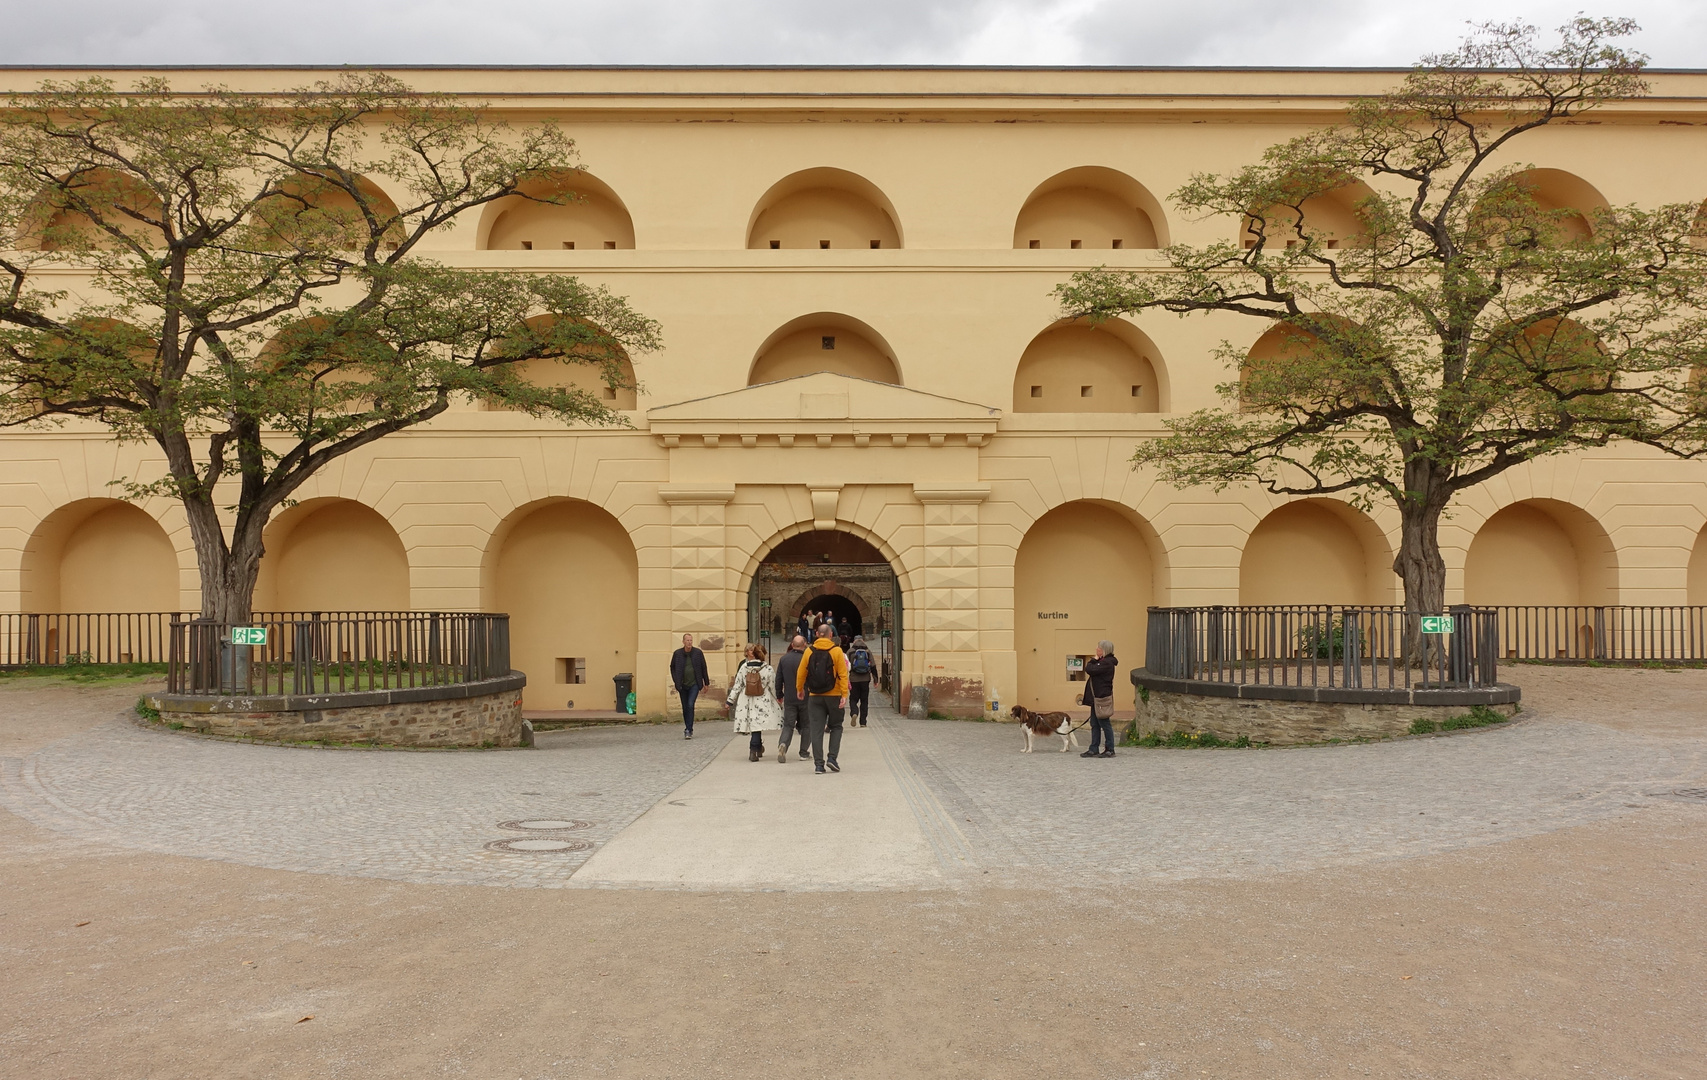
[485,837,592,854]
[498,819,594,832]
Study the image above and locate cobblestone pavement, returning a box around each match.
[0,714,723,888]
[3,673,1705,890]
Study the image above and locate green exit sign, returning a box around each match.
[230,626,268,646]
[1419,615,1455,635]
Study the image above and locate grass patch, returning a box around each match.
[927,709,953,721]
[1,661,168,685]
[1411,704,1510,736]
[1124,728,1254,749]
[134,695,161,723]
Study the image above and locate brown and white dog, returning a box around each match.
[1010,705,1079,753]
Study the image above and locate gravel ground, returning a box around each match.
[0,666,1703,1079]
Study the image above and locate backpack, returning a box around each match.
[849,647,872,677]
[743,662,764,697]
[804,646,837,694]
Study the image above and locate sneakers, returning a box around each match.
[777,745,788,763]
[814,764,826,774]
[799,749,810,760]
[826,759,840,773]
[684,730,693,740]
[1080,749,1098,758]
[1099,750,1116,758]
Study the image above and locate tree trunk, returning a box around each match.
[1393,498,1448,614]
[183,496,264,623]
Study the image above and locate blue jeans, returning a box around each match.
[678,684,702,733]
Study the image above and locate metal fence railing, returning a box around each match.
[1144,605,1502,691]
[166,612,511,696]
[1496,606,1707,662]
[0,612,182,666]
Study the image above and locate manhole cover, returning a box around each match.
[1672,788,1707,801]
[498,819,594,832]
[484,837,592,854]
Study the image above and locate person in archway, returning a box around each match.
[727,644,782,761]
[846,634,875,727]
[1081,640,1118,759]
[797,611,811,641]
[837,615,852,645]
[795,624,849,774]
[670,633,711,740]
[774,634,811,762]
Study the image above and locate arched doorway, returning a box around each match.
[748,529,900,692]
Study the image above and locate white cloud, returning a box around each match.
[0,0,1700,67]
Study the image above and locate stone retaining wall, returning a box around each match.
[151,674,527,748]
[1131,671,1521,745]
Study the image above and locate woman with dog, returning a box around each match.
[1081,640,1118,759]
[727,643,782,761]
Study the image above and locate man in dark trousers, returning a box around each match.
[794,624,849,774]
[774,634,810,762]
[845,634,874,727]
[669,632,711,739]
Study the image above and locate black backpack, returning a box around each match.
[804,646,837,693]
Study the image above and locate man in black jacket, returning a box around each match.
[774,635,810,762]
[669,633,711,739]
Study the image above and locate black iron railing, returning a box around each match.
[166,612,511,696]
[1144,605,1502,690]
[0,612,182,666]
[1495,605,1707,662]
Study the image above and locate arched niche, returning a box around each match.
[254,498,410,613]
[483,499,639,712]
[1474,168,1610,245]
[21,499,179,612]
[1241,316,1374,411]
[749,312,900,385]
[251,172,404,250]
[22,168,166,251]
[1242,177,1377,250]
[1014,501,1159,712]
[747,168,902,250]
[1013,166,1165,250]
[1013,319,1163,413]
[481,314,638,411]
[1239,500,1393,606]
[1464,499,1618,606]
[478,170,635,251]
[1689,524,1707,604]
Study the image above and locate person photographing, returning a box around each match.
[795,625,849,774]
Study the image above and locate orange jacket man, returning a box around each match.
[795,626,849,773]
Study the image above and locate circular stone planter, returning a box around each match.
[148,673,528,748]
[1131,670,1520,746]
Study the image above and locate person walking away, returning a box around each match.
[1081,640,1118,759]
[795,625,849,774]
[846,635,875,727]
[727,644,782,761]
[774,635,811,762]
[669,633,711,739]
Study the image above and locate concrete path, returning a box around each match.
[572,701,956,889]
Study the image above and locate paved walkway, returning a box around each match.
[2,681,1705,890]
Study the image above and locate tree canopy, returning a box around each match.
[1056,18,1707,613]
[0,73,659,621]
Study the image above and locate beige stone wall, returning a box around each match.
[1,68,1705,717]
[1134,690,1521,747]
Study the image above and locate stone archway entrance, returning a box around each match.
[748,530,901,691]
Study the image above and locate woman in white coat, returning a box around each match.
[728,644,783,761]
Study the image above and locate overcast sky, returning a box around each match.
[0,1,1703,68]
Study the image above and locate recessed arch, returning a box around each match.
[254,498,409,613]
[1239,499,1394,606]
[738,520,914,612]
[22,168,166,251]
[1013,318,1164,413]
[1242,176,1377,250]
[251,172,405,249]
[1689,523,1707,605]
[477,169,635,251]
[749,312,900,385]
[1474,168,1611,245]
[1014,501,1160,712]
[1241,315,1377,411]
[746,167,902,250]
[481,314,638,411]
[482,498,638,712]
[1465,498,1618,606]
[1014,166,1166,249]
[21,499,178,612]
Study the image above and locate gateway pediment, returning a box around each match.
[648,373,999,447]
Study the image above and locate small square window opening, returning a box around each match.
[870,239,880,249]
[769,239,781,249]
[562,240,575,249]
[557,657,587,684]
[520,240,533,250]
[1028,239,1040,249]
[1080,385,1093,397]
[1131,385,1142,397]
[821,336,836,350]
[1030,385,1043,398]
[603,240,617,249]
[1111,238,1123,249]
[819,239,831,249]
[1070,239,1082,249]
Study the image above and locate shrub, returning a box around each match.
[1409,717,1438,735]
[135,696,161,723]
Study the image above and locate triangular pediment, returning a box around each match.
[649,373,1000,426]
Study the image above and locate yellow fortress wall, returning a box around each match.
[2,66,1706,714]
